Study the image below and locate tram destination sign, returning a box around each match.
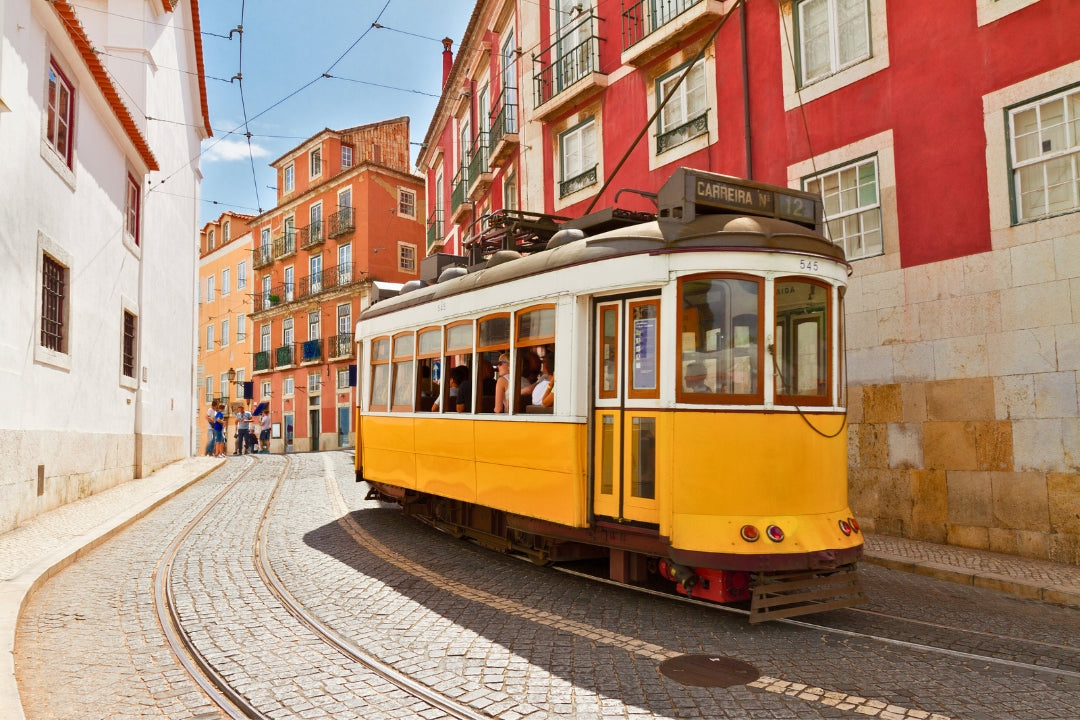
[658,168,822,233]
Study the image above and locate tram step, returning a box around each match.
[748,565,866,623]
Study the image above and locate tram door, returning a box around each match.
[592,297,661,526]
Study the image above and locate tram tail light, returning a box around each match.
[739,525,760,542]
[839,519,852,536]
[848,517,861,534]
[765,525,785,542]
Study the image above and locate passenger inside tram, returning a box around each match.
[450,365,471,413]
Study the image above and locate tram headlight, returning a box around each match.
[739,525,760,542]
[765,525,785,543]
[839,519,852,536]
[848,517,861,534]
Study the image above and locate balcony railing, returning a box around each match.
[254,350,271,371]
[254,264,360,313]
[327,207,355,238]
[253,244,273,269]
[490,88,519,149]
[427,208,444,253]
[273,230,296,259]
[329,333,353,359]
[468,132,490,188]
[275,344,296,367]
[451,164,470,221]
[534,13,600,108]
[298,221,325,250]
[622,0,703,47]
[559,164,598,198]
[301,338,323,363]
[656,110,709,154]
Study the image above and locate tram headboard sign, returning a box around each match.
[657,168,823,235]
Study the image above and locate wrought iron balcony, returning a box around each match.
[275,344,296,367]
[254,350,271,371]
[468,132,492,200]
[301,338,323,363]
[534,13,603,112]
[427,208,444,254]
[656,110,709,154]
[298,271,324,299]
[298,221,325,250]
[329,333,353,359]
[451,164,471,223]
[272,230,296,259]
[489,88,519,166]
[253,244,273,269]
[327,207,355,238]
[559,164,598,198]
[620,0,723,65]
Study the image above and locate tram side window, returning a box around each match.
[416,328,441,412]
[775,279,831,404]
[516,305,556,413]
[678,276,762,402]
[391,333,414,412]
[444,321,473,413]
[369,337,391,411]
[477,314,510,414]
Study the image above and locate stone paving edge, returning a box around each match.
[0,457,222,720]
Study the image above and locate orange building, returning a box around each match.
[249,117,424,452]
[198,211,256,452]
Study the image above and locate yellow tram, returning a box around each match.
[355,168,864,621]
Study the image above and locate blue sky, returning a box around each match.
[195,0,474,227]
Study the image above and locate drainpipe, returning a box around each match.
[741,1,752,179]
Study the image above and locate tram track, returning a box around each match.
[551,564,1080,681]
[153,454,494,720]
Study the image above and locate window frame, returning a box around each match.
[559,117,598,197]
[283,164,295,192]
[416,326,443,412]
[398,188,417,219]
[1006,84,1080,224]
[390,332,416,412]
[310,147,322,178]
[655,59,709,153]
[675,273,765,406]
[515,304,556,413]
[369,336,392,412]
[237,260,247,289]
[444,320,475,414]
[341,144,354,169]
[398,242,417,273]
[45,58,75,168]
[802,154,883,261]
[794,0,872,88]
[125,174,141,246]
[626,298,661,401]
[773,276,834,407]
[40,252,68,356]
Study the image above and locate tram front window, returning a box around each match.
[678,275,761,402]
[775,279,831,403]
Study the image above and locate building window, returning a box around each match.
[309,373,321,393]
[796,0,871,87]
[237,314,246,342]
[504,169,518,211]
[398,242,417,273]
[559,118,597,197]
[284,164,295,192]
[221,319,230,347]
[207,275,215,302]
[41,254,67,353]
[206,324,214,351]
[223,221,231,244]
[342,145,354,168]
[338,368,350,389]
[222,267,230,296]
[308,310,320,340]
[220,373,229,399]
[206,376,213,402]
[284,377,294,396]
[46,59,74,167]
[803,156,882,260]
[122,311,137,378]
[1009,86,1080,222]
[261,323,271,352]
[261,274,272,309]
[398,188,417,219]
[310,148,322,177]
[237,260,247,289]
[283,317,294,346]
[657,60,708,154]
[208,229,215,250]
[125,175,141,245]
[261,380,271,398]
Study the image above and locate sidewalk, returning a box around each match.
[0,456,222,720]
[1,458,1078,719]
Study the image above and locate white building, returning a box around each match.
[0,0,210,533]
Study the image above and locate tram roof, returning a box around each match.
[359,213,847,322]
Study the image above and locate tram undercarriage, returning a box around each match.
[364,482,865,623]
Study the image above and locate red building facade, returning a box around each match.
[251,117,424,451]
[419,0,1080,564]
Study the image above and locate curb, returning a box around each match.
[0,458,222,720]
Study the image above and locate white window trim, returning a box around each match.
[645,50,718,171]
[120,295,138,390]
[983,58,1080,247]
[787,129,898,275]
[778,0,889,112]
[34,230,73,371]
[283,163,295,192]
[238,260,247,289]
[222,267,231,296]
[553,108,603,211]
[310,147,322,179]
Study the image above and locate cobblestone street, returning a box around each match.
[12,452,1080,719]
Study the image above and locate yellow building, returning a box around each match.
[198,212,256,453]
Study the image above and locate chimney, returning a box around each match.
[442,38,454,88]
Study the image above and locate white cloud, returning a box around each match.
[202,137,271,163]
